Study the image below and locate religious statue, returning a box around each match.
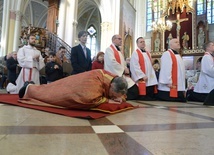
[166,33,173,49]
[198,27,205,49]
[171,14,188,40]
[35,32,40,45]
[154,33,160,52]
[182,32,189,49]
[20,32,27,45]
[28,24,32,34]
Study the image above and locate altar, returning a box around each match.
[150,0,208,88]
[19,24,47,50]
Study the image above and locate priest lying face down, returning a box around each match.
[18,69,128,109]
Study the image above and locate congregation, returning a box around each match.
[1,30,214,106]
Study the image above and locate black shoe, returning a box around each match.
[19,81,35,98]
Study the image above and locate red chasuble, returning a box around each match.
[168,50,178,98]
[19,70,116,110]
[110,44,121,64]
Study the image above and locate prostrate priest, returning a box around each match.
[187,41,214,102]
[157,38,186,102]
[104,34,139,100]
[18,69,128,109]
[130,37,158,100]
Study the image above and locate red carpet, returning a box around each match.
[0,94,135,119]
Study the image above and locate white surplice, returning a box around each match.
[104,44,135,88]
[158,50,186,91]
[130,48,158,86]
[194,52,214,93]
[14,45,45,93]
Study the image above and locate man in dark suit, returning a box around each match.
[6,52,21,85]
[70,30,92,74]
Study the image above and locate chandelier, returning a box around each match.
[152,17,172,32]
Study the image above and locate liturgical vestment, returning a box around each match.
[158,50,186,92]
[16,45,45,93]
[194,52,214,94]
[19,69,115,110]
[104,44,135,88]
[130,48,158,86]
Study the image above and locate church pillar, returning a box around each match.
[99,0,121,51]
[7,10,16,53]
[100,22,112,51]
[135,0,146,37]
[57,0,78,47]
[63,0,78,47]
[57,0,66,39]
[13,11,22,51]
[0,0,11,56]
[46,0,59,33]
[134,0,147,50]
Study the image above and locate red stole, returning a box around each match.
[136,49,156,95]
[168,50,178,98]
[110,44,121,64]
[23,68,32,82]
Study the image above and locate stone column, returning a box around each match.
[57,0,66,39]
[100,22,112,51]
[63,0,78,47]
[71,20,78,46]
[46,0,59,33]
[0,0,11,56]
[13,11,22,51]
[135,0,146,38]
[7,10,16,53]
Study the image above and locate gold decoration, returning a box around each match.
[163,0,194,16]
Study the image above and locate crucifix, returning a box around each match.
[171,14,188,40]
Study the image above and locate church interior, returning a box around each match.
[0,0,214,154]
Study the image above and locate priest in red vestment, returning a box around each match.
[18,69,128,109]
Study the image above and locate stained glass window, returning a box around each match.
[147,0,153,31]
[197,0,214,24]
[207,0,214,23]
[146,0,162,32]
[197,0,205,15]
[86,26,97,58]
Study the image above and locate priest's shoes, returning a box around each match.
[19,81,35,98]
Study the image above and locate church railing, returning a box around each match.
[46,32,71,58]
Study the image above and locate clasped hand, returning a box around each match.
[108,98,123,104]
[33,54,40,62]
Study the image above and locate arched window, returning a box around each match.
[207,0,214,23]
[197,0,205,15]
[86,25,97,58]
[146,0,162,32]
[197,0,214,24]
[146,0,153,31]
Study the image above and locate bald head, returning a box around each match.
[204,41,214,54]
[112,34,122,46]
[169,38,180,51]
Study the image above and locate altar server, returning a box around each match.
[157,38,186,102]
[130,37,158,100]
[104,34,138,100]
[187,41,214,102]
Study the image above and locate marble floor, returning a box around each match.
[0,89,214,155]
